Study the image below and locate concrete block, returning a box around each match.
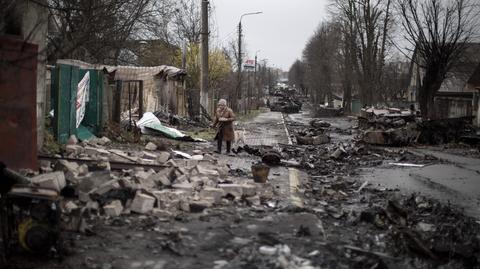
[156,167,174,178]
[78,164,89,176]
[156,189,188,200]
[66,144,84,155]
[118,178,134,189]
[94,180,120,196]
[142,151,157,160]
[85,201,99,211]
[78,191,91,203]
[157,151,171,164]
[136,176,157,190]
[31,171,66,192]
[77,171,111,193]
[241,184,257,197]
[39,160,52,173]
[218,184,243,198]
[97,136,111,145]
[134,169,155,181]
[64,201,79,213]
[195,165,219,177]
[130,192,155,214]
[180,200,190,212]
[217,166,230,177]
[191,155,204,160]
[153,189,188,210]
[103,200,123,217]
[145,142,158,151]
[151,208,174,218]
[246,195,261,206]
[189,200,213,213]
[150,174,171,187]
[199,187,225,204]
[172,182,194,192]
[55,159,79,176]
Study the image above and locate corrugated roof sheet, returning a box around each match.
[56,59,187,81]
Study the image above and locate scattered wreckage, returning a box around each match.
[359,107,479,146]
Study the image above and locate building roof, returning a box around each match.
[56,59,187,81]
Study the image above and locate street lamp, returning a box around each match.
[254,50,261,109]
[236,11,262,113]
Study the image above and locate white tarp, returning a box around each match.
[137,112,206,142]
[76,72,90,128]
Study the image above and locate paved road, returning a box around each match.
[360,148,480,218]
[234,110,304,209]
[242,111,290,147]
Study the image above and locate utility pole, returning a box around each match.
[236,21,242,112]
[236,12,262,113]
[254,53,257,109]
[200,0,209,115]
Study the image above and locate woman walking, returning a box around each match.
[212,99,235,154]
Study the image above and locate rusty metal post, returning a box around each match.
[139,80,144,118]
[113,80,122,123]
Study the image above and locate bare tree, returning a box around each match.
[332,0,358,112]
[303,22,342,105]
[46,0,153,64]
[288,60,306,95]
[379,61,410,105]
[332,0,392,107]
[398,0,478,119]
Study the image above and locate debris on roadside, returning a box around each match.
[315,106,343,117]
[357,107,476,146]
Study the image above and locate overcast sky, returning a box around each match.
[211,0,330,71]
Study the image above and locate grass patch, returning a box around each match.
[41,129,63,155]
[185,128,216,141]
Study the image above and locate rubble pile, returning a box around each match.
[301,171,480,267]
[358,107,478,146]
[358,107,415,130]
[285,119,331,146]
[31,156,279,240]
[282,114,442,176]
[373,195,480,264]
[33,136,280,234]
[280,143,432,176]
[358,107,420,146]
[61,137,170,166]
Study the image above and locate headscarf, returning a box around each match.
[218,99,227,106]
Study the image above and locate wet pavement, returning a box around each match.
[360,147,480,218]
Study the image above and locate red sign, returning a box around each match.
[244,59,255,69]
